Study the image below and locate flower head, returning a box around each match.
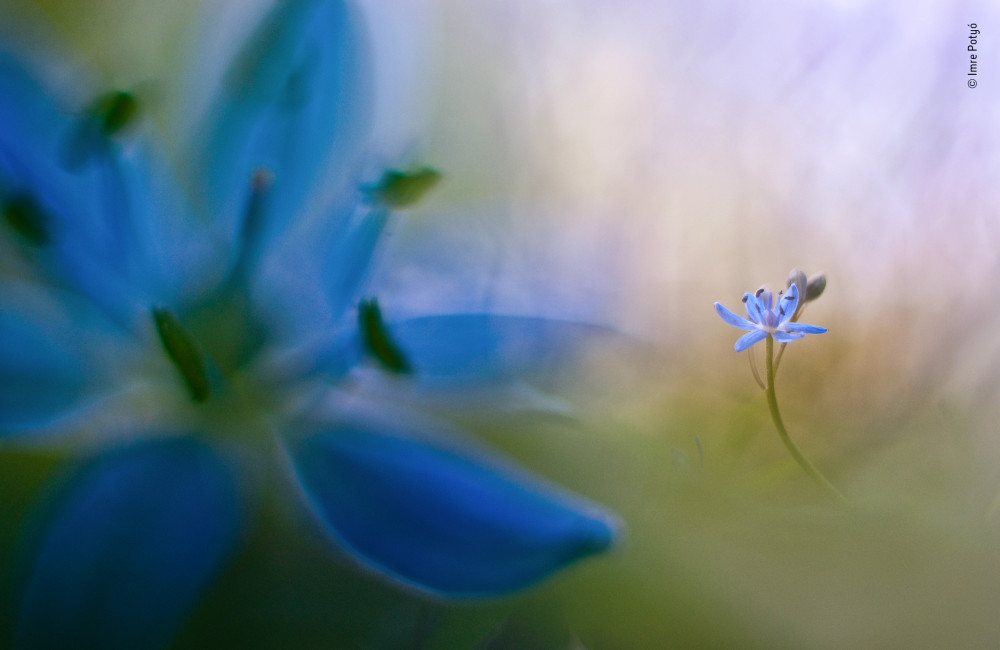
[1,2,618,647]
[714,283,827,351]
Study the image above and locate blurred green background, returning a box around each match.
[2,0,1000,647]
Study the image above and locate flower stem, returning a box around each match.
[765,335,845,501]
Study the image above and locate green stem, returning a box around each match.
[765,335,845,501]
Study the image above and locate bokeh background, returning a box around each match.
[1,0,1000,647]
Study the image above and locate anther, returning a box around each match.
[2,193,50,247]
[152,307,211,403]
[358,298,412,374]
[228,168,274,285]
[62,90,141,170]
[366,167,442,209]
[94,91,140,136]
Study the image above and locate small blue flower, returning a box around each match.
[0,2,619,647]
[714,283,827,351]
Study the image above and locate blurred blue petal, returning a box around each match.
[0,53,154,317]
[0,308,86,432]
[288,418,618,597]
[0,281,108,432]
[387,314,614,384]
[323,207,390,320]
[190,0,371,247]
[17,438,243,650]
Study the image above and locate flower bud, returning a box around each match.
[787,269,807,302]
[805,274,826,302]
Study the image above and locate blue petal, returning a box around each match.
[783,322,827,334]
[0,52,151,317]
[386,314,618,384]
[742,292,764,324]
[286,416,619,597]
[246,201,386,345]
[760,289,773,311]
[0,281,113,432]
[0,309,87,432]
[778,283,799,324]
[734,329,767,351]
[322,207,390,320]
[17,438,243,650]
[714,302,755,330]
[772,330,804,343]
[189,0,372,249]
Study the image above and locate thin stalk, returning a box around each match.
[765,335,845,501]
[748,348,766,390]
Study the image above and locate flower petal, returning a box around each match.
[16,438,243,650]
[322,208,390,320]
[783,322,827,334]
[0,309,87,432]
[734,329,767,352]
[189,0,372,248]
[760,289,773,311]
[0,281,115,432]
[742,292,764,324]
[249,202,388,346]
[0,52,154,318]
[386,314,619,385]
[714,302,755,330]
[778,283,799,324]
[772,330,804,343]
[285,415,619,597]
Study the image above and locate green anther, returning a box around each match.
[368,167,442,209]
[3,194,50,246]
[358,298,412,374]
[92,90,139,136]
[62,91,141,170]
[152,307,211,402]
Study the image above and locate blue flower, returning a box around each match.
[0,2,619,647]
[714,283,827,351]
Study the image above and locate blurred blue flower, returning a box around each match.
[0,1,618,647]
[714,283,827,351]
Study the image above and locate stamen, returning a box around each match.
[62,91,140,170]
[93,91,140,136]
[229,168,274,285]
[755,288,765,297]
[152,307,211,402]
[367,167,442,209]
[358,298,412,374]
[741,295,748,303]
